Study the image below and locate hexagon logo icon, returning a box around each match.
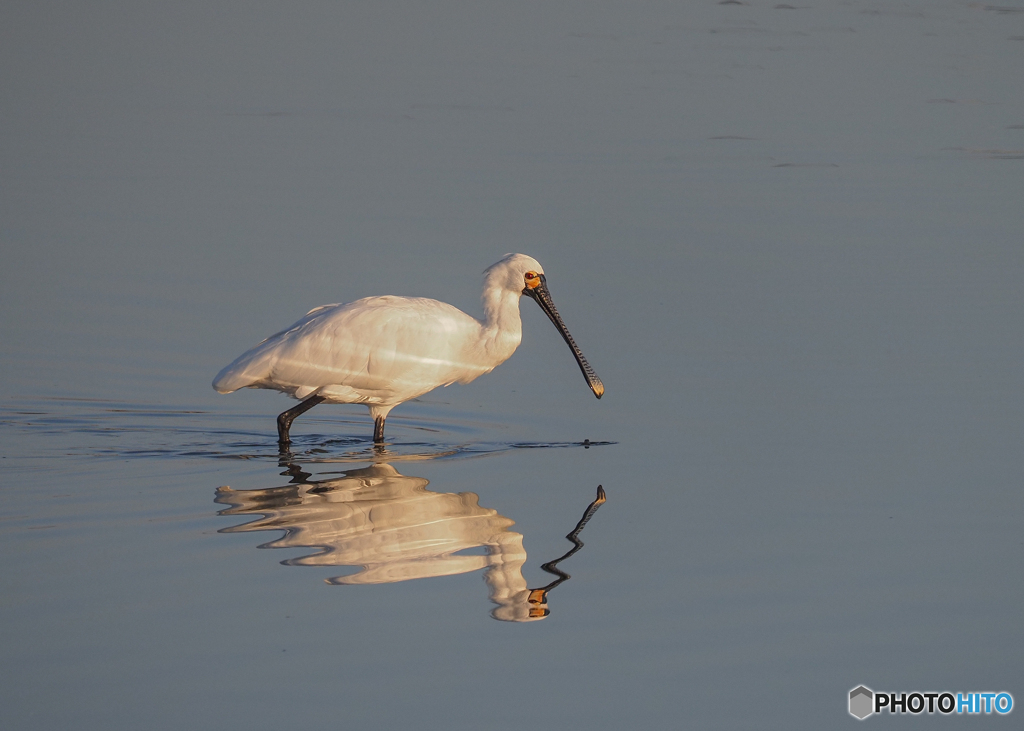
[849,686,874,720]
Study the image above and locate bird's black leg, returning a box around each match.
[277,395,326,445]
[373,415,386,444]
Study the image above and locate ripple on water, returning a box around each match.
[0,397,614,465]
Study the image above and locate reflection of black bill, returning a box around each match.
[528,484,608,614]
[523,275,605,399]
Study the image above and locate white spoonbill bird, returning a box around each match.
[213,253,603,444]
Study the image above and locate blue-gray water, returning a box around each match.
[2,2,1022,728]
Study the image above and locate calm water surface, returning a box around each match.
[3,2,1023,729]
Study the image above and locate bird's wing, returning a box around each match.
[213,297,482,400]
[212,303,344,393]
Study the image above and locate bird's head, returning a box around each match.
[484,253,604,400]
[483,253,545,294]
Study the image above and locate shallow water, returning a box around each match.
[3,1,1023,728]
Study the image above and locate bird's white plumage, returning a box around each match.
[213,254,546,423]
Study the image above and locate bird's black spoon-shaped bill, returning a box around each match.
[523,275,604,399]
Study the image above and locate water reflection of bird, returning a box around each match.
[215,461,606,622]
[212,254,603,445]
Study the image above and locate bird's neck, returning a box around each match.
[479,288,524,362]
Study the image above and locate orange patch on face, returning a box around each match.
[525,274,541,289]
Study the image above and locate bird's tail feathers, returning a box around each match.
[212,341,279,393]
